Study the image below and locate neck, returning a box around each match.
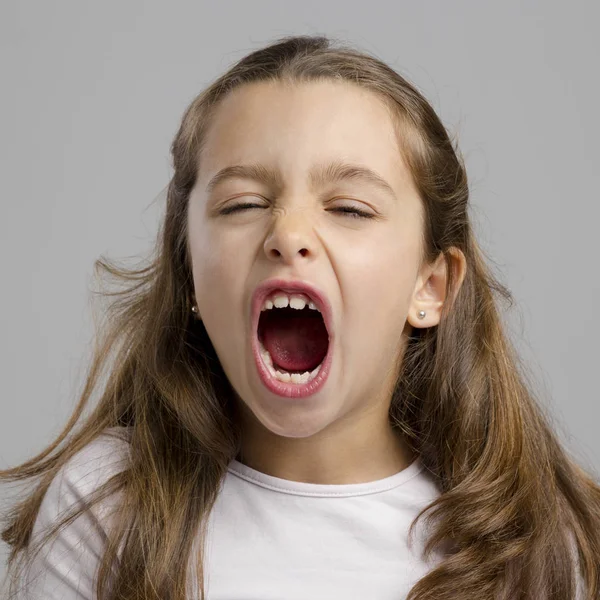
[233,401,416,485]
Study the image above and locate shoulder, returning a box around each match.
[33,426,132,540]
[57,426,131,491]
[19,428,132,599]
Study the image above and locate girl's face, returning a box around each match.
[188,80,430,441]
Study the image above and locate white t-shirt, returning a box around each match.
[15,427,448,599]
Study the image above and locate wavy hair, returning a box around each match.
[2,34,599,600]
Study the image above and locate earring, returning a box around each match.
[191,305,199,315]
[417,310,426,319]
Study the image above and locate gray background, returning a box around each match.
[1,0,598,581]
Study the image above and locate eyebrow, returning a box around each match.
[204,159,397,200]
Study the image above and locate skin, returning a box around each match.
[187,79,466,485]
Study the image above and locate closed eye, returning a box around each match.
[219,203,375,220]
[332,206,374,219]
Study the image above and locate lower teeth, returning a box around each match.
[258,339,322,384]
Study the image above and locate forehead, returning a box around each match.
[196,80,420,205]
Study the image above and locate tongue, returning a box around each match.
[260,308,328,373]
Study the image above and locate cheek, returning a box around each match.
[189,250,247,381]
[342,231,418,292]
[189,221,246,293]
[340,233,419,343]
[191,250,244,321]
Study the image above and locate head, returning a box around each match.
[186,75,466,445]
[3,35,598,600]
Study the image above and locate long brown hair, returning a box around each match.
[2,34,599,600]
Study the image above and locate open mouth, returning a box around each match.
[257,304,329,385]
[250,280,334,398]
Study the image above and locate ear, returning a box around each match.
[407,247,467,328]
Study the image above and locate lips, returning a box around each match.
[248,278,335,398]
[250,278,334,398]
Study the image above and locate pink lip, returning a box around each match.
[250,278,335,399]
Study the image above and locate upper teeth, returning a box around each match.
[261,292,320,312]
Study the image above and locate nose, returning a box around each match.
[263,208,316,264]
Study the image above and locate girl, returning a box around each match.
[1,34,599,600]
